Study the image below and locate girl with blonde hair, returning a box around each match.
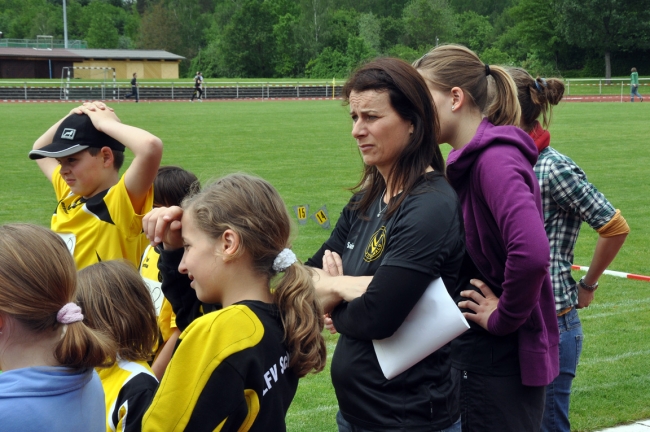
[141,173,326,431]
[0,223,115,431]
[77,260,160,432]
[415,45,559,431]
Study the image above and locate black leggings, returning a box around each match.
[454,368,545,432]
[191,87,203,100]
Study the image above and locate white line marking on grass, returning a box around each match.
[574,372,650,394]
[586,297,650,310]
[580,349,650,366]
[581,306,648,320]
[286,404,338,417]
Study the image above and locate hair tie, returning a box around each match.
[485,64,491,76]
[57,303,84,324]
[534,78,547,92]
[273,248,297,272]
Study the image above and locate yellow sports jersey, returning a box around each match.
[142,301,299,432]
[140,245,165,315]
[140,245,177,360]
[157,298,178,342]
[51,165,153,270]
[97,359,158,432]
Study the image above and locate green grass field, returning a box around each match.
[0,100,648,431]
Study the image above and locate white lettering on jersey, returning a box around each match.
[262,351,291,396]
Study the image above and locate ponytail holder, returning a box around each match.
[534,78,547,92]
[273,248,297,272]
[485,64,491,76]
[57,302,84,324]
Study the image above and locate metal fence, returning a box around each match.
[4,77,646,102]
[564,78,650,97]
[0,38,87,49]
[0,81,343,101]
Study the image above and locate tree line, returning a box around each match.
[1,0,649,79]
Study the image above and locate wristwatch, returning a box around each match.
[578,277,599,292]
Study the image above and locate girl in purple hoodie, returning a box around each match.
[415,45,559,431]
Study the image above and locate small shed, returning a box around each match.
[69,49,185,79]
[0,48,184,79]
[0,48,79,79]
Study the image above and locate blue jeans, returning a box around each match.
[541,307,583,432]
[336,411,461,432]
[631,85,643,101]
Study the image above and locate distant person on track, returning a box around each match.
[191,71,203,102]
[630,68,643,102]
[126,73,139,103]
[509,67,630,432]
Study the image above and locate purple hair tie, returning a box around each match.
[57,303,84,324]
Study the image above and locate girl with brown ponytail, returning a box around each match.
[141,173,326,432]
[415,45,559,431]
[0,223,115,431]
[509,67,629,432]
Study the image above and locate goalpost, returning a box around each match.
[60,66,117,101]
[35,35,53,50]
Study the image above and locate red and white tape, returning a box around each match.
[571,265,650,282]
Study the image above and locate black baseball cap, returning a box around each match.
[29,114,125,160]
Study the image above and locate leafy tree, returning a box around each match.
[161,0,212,61]
[403,0,456,49]
[454,11,493,55]
[557,0,650,79]
[358,12,381,53]
[347,35,376,69]
[138,2,183,53]
[480,47,513,65]
[379,15,406,51]
[333,0,410,17]
[86,12,119,48]
[449,0,514,19]
[305,46,349,78]
[299,0,332,55]
[386,44,422,63]
[324,8,358,53]
[501,0,565,73]
[220,0,276,77]
[274,12,303,77]
[0,0,60,39]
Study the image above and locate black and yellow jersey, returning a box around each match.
[139,245,165,315]
[142,301,298,432]
[51,165,153,270]
[97,359,158,432]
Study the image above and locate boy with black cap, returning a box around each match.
[29,102,163,270]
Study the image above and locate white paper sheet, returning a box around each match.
[372,278,470,380]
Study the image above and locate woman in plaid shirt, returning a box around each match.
[509,67,630,432]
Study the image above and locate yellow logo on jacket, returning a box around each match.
[364,226,386,262]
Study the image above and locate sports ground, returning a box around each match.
[1,100,648,431]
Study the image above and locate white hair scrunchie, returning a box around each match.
[273,248,297,272]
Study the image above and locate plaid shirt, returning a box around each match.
[535,147,616,312]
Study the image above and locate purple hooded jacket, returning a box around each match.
[446,118,559,387]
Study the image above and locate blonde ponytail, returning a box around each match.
[484,65,521,126]
[415,44,521,126]
[55,322,116,369]
[272,262,326,378]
